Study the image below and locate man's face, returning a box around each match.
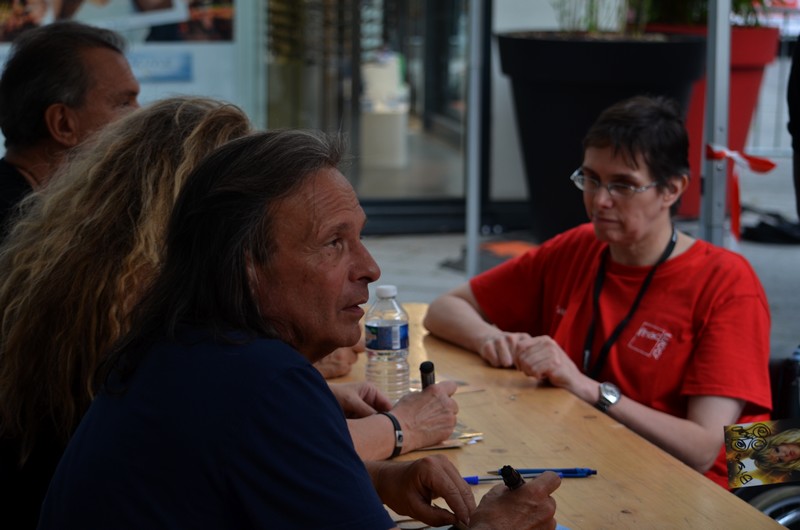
[252,167,381,361]
[70,47,140,144]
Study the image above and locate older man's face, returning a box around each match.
[70,47,140,145]
[253,167,381,361]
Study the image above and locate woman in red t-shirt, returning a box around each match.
[425,95,772,488]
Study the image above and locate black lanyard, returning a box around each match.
[582,226,677,379]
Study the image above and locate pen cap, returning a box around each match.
[500,465,525,490]
[420,361,434,375]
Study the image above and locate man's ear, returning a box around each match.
[245,253,260,295]
[43,103,82,148]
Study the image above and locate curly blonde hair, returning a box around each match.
[0,96,251,463]
[752,428,800,474]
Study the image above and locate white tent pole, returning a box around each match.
[465,0,484,277]
[700,0,731,244]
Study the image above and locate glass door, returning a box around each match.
[266,0,468,232]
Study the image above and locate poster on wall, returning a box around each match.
[0,1,234,42]
[0,0,247,154]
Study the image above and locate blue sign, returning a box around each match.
[128,51,192,83]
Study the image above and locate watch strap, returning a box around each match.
[380,411,403,458]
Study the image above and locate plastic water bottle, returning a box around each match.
[365,285,410,404]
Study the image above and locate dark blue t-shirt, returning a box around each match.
[0,157,31,242]
[38,331,394,529]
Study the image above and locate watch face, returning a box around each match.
[600,382,621,404]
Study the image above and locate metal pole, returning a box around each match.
[349,1,362,190]
[700,0,731,245]
[465,0,484,277]
[235,1,267,129]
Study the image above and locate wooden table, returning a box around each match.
[343,303,781,529]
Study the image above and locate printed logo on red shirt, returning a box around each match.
[628,322,672,360]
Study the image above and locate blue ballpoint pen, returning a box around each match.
[464,470,595,485]
[488,467,597,476]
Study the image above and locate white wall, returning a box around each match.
[490,0,559,200]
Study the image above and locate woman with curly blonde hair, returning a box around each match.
[752,428,800,475]
[0,96,252,528]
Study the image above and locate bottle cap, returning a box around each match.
[376,285,397,298]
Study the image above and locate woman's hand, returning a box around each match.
[328,381,392,418]
[514,335,593,398]
[478,332,535,368]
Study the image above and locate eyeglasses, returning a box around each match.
[570,169,658,198]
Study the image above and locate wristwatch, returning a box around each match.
[595,382,621,413]
[380,412,404,458]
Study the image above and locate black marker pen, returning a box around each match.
[500,465,525,490]
[420,361,435,389]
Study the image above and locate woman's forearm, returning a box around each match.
[604,392,744,473]
[424,293,498,353]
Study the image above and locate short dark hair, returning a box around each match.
[583,95,690,213]
[0,21,127,148]
[99,130,346,387]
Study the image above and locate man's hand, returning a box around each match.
[368,458,560,529]
[392,380,458,453]
[368,455,476,527]
[328,381,392,418]
[469,471,561,530]
[313,337,365,379]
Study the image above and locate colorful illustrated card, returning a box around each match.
[725,419,800,489]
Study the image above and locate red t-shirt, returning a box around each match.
[471,224,771,488]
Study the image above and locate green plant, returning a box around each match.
[551,0,764,35]
[548,1,678,36]
[549,0,628,34]
[648,1,763,27]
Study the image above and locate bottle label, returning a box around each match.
[365,323,409,351]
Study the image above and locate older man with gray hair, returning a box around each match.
[0,20,140,235]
